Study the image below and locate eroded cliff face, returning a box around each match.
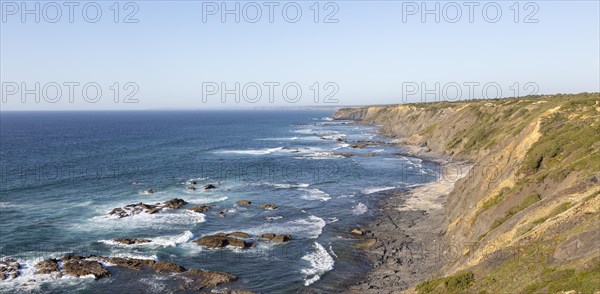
[334,93,600,293]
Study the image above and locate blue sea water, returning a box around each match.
[0,110,439,293]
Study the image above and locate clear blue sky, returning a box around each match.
[1,1,599,110]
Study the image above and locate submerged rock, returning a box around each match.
[114,238,152,245]
[145,189,154,194]
[187,185,197,191]
[236,200,252,206]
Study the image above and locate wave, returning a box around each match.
[217,147,286,155]
[244,215,326,239]
[301,242,335,286]
[291,129,343,136]
[88,210,206,230]
[257,136,323,141]
[352,203,368,215]
[186,195,228,205]
[362,186,396,195]
[299,188,331,201]
[257,182,310,189]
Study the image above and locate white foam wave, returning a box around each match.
[244,215,326,239]
[89,211,206,230]
[99,231,194,248]
[362,186,396,195]
[260,182,310,189]
[301,242,334,286]
[299,188,331,201]
[291,129,342,136]
[186,196,228,205]
[352,203,368,215]
[217,147,285,155]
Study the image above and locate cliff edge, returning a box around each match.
[335,93,600,293]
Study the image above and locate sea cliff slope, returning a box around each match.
[334,93,600,293]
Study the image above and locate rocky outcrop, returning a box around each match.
[114,238,151,245]
[34,256,237,290]
[227,232,250,238]
[109,198,188,218]
[162,198,187,209]
[203,184,217,190]
[194,234,253,249]
[189,205,212,213]
[236,200,252,206]
[259,234,292,243]
[61,256,111,279]
[261,204,278,210]
[34,258,59,275]
[350,227,367,235]
[0,258,20,280]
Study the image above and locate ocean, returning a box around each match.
[0,110,439,293]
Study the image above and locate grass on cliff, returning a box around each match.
[489,193,542,231]
[519,96,600,180]
[416,271,475,294]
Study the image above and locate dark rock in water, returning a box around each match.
[34,258,60,275]
[194,234,253,249]
[154,260,185,273]
[187,185,196,191]
[0,258,21,280]
[109,199,188,218]
[261,204,278,210]
[182,269,238,290]
[271,234,292,243]
[203,184,217,190]
[217,210,226,217]
[259,233,276,239]
[190,180,197,185]
[102,257,156,270]
[350,227,367,235]
[114,238,152,245]
[162,198,187,209]
[259,234,291,243]
[145,189,154,194]
[189,205,212,213]
[61,257,111,279]
[226,231,250,238]
[34,256,237,290]
[237,200,252,206]
[336,138,344,142]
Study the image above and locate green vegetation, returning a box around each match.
[522,262,600,294]
[416,271,475,294]
[419,123,438,135]
[490,193,542,231]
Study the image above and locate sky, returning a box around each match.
[0,0,599,110]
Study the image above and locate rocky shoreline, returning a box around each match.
[343,140,469,292]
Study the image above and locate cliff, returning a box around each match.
[334,93,600,293]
